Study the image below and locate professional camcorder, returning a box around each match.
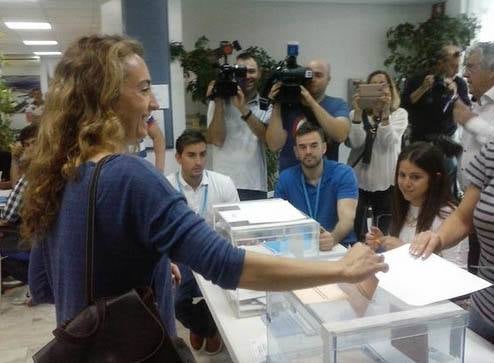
[210,41,247,99]
[259,42,313,110]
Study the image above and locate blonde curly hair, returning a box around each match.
[21,34,144,242]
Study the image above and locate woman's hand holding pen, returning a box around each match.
[366,226,404,252]
[365,226,383,251]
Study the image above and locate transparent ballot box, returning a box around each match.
[213,199,320,317]
[266,281,468,363]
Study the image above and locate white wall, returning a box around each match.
[467,0,494,42]
[167,0,186,175]
[101,0,123,34]
[181,0,430,101]
[1,60,40,77]
[446,0,466,16]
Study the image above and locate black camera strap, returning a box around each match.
[351,111,378,168]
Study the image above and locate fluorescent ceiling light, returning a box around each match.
[23,40,58,45]
[33,51,61,56]
[5,22,51,30]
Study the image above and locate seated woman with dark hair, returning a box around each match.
[366,142,468,267]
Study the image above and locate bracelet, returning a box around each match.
[241,109,252,121]
[352,120,362,124]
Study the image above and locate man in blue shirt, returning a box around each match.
[275,122,358,249]
[266,59,350,171]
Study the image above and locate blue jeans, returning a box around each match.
[469,304,494,344]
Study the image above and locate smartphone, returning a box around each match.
[358,83,385,109]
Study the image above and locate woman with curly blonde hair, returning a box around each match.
[24,34,387,336]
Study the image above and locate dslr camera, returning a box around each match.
[259,42,313,110]
[433,75,455,97]
[210,41,247,99]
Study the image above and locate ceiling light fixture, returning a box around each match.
[33,51,61,56]
[5,22,51,30]
[23,40,58,45]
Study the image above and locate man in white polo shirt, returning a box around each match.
[206,52,271,200]
[165,129,239,354]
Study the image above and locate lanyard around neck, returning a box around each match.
[301,172,321,220]
[176,171,208,217]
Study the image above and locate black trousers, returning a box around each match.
[1,258,28,284]
[354,187,393,242]
[174,264,217,338]
[1,228,29,284]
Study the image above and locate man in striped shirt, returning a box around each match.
[410,42,494,343]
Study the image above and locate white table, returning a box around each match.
[194,245,494,363]
[194,245,347,362]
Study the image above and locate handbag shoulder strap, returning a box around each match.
[85,154,114,306]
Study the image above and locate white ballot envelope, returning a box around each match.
[376,244,492,306]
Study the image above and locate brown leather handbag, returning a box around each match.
[33,155,196,363]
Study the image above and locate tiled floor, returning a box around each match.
[0,286,232,363]
[0,287,54,363]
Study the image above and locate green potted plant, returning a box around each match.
[384,14,480,83]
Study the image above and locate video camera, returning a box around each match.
[210,41,247,99]
[259,42,313,111]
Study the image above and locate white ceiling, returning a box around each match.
[0,0,104,58]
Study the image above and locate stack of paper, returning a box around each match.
[376,244,492,306]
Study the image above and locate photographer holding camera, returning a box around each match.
[346,70,408,240]
[402,45,471,196]
[206,52,271,200]
[266,59,350,171]
[402,45,470,143]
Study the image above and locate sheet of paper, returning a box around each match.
[241,199,307,224]
[0,189,11,198]
[293,284,348,304]
[376,244,492,306]
[218,209,247,223]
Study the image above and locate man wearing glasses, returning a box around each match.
[455,42,494,188]
[454,42,494,276]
